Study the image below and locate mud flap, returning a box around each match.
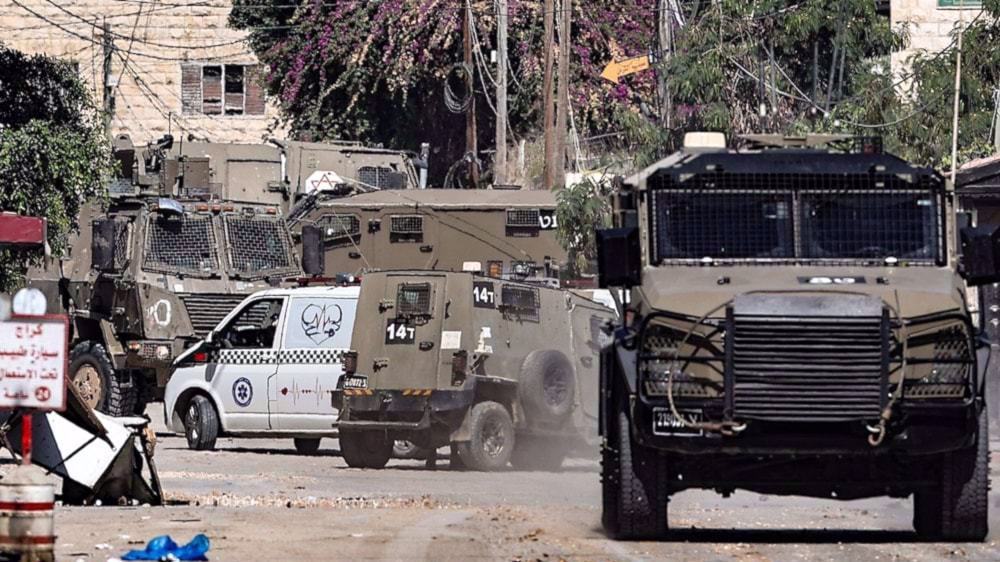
[449,408,474,443]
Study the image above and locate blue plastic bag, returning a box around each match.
[121,534,210,561]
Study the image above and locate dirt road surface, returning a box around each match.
[44,406,1000,561]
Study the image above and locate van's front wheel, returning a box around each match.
[184,395,219,451]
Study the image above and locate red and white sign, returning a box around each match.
[0,316,68,411]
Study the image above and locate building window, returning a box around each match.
[181,63,265,116]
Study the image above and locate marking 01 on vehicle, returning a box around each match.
[232,377,253,407]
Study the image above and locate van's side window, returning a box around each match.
[218,298,284,349]
[283,297,357,349]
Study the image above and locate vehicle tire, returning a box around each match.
[183,395,219,451]
[456,401,515,471]
[509,434,567,471]
[603,411,668,540]
[70,342,139,416]
[393,440,427,460]
[518,350,576,424]
[294,438,322,455]
[340,431,392,469]
[913,407,989,541]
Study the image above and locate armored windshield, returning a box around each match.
[222,216,298,280]
[650,176,943,264]
[143,215,219,276]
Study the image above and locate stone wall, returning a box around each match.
[0,1,283,144]
[891,0,980,83]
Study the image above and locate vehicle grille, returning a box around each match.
[731,312,885,422]
[179,294,247,337]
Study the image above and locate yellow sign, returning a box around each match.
[600,55,652,83]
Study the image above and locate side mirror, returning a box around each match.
[597,227,641,288]
[91,219,118,272]
[301,225,325,276]
[960,225,1000,286]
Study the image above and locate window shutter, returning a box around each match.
[201,65,222,114]
[244,65,266,115]
[180,64,201,114]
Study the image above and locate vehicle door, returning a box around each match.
[211,296,286,431]
[273,294,358,429]
[381,214,439,270]
[375,274,447,389]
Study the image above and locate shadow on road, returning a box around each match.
[597,526,931,544]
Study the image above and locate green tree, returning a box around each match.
[555,176,612,276]
[0,45,112,291]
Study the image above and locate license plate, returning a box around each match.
[341,375,368,389]
[652,407,703,437]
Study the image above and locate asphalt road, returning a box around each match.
[45,406,1000,561]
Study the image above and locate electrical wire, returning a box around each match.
[443,62,473,114]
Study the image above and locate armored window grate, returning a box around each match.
[649,172,943,265]
[112,220,130,270]
[359,166,395,189]
[223,216,297,279]
[506,209,540,227]
[144,215,218,275]
[390,215,423,243]
[501,285,540,322]
[396,283,432,316]
[506,209,541,238]
[319,214,360,245]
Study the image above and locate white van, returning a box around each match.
[164,285,359,453]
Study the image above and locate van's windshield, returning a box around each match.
[650,189,942,264]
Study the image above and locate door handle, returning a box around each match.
[419,341,435,351]
[419,245,433,253]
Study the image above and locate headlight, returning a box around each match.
[156,345,171,361]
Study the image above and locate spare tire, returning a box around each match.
[518,350,575,423]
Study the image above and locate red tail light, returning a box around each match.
[193,352,208,363]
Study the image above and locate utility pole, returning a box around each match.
[552,0,571,189]
[950,5,965,186]
[541,0,556,190]
[102,19,114,138]
[463,1,479,188]
[657,0,672,128]
[495,0,508,187]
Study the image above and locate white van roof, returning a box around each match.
[243,285,361,300]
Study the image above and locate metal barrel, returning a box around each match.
[0,479,55,560]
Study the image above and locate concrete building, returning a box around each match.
[0,1,280,143]
[890,0,981,81]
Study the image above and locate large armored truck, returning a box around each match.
[288,189,567,278]
[333,270,614,471]
[597,133,995,541]
[28,136,305,414]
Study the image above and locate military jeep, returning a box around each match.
[334,270,614,471]
[597,134,994,541]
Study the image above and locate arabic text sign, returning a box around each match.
[0,317,68,411]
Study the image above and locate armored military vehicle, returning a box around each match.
[333,270,614,471]
[288,189,567,277]
[28,135,307,415]
[596,133,994,541]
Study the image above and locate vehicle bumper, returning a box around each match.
[632,397,980,456]
[335,388,475,431]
